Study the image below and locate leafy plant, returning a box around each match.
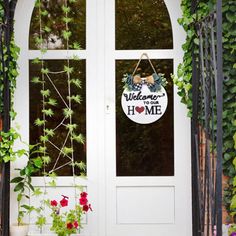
[47,192,92,236]
[0,128,25,163]
[176,0,236,216]
[11,144,44,225]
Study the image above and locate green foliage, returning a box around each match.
[177,0,236,215]
[0,128,24,163]
[11,144,44,225]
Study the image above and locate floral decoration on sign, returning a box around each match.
[48,192,92,236]
[122,72,167,92]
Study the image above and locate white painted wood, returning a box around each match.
[12,0,192,235]
[104,0,192,236]
[116,186,175,224]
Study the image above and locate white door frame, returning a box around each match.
[12,0,192,235]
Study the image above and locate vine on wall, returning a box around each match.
[175,0,236,217]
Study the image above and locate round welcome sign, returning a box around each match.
[121,84,168,124]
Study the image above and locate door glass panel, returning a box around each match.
[29,0,86,50]
[116,0,173,50]
[116,59,174,176]
[29,60,86,176]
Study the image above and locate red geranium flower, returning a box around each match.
[83,203,92,212]
[80,192,88,198]
[60,197,68,207]
[83,204,89,212]
[50,200,58,207]
[79,197,88,205]
[66,222,73,230]
[74,221,79,229]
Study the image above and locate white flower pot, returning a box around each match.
[10,224,29,236]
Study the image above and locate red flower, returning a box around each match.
[66,222,73,230]
[83,203,92,212]
[80,192,88,198]
[50,200,58,207]
[60,197,68,207]
[83,205,89,212]
[74,221,79,229]
[79,197,88,205]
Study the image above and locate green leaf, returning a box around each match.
[11,177,24,183]
[62,5,71,13]
[34,118,46,126]
[234,132,236,150]
[70,79,82,88]
[40,89,50,97]
[31,77,42,84]
[41,68,49,74]
[14,182,24,192]
[62,30,72,40]
[65,124,78,132]
[47,98,57,106]
[73,133,85,144]
[44,129,55,137]
[42,155,51,164]
[32,57,41,64]
[33,158,43,168]
[67,95,82,103]
[72,42,81,50]
[64,65,74,74]
[63,108,73,118]
[62,147,73,155]
[44,26,51,33]
[33,188,43,196]
[42,108,54,117]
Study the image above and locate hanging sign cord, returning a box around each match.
[132,53,158,76]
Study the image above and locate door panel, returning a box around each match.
[105,0,191,235]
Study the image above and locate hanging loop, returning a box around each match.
[132,53,158,76]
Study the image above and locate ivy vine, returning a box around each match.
[175,0,236,218]
[29,0,86,231]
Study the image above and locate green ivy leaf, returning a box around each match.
[70,79,82,88]
[62,5,71,13]
[34,118,46,126]
[63,108,73,118]
[47,98,57,106]
[73,133,85,144]
[64,65,74,74]
[42,108,54,117]
[62,30,72,40]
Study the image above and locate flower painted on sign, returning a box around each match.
[50,200,58,207]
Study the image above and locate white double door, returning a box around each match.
[12,0,192,235]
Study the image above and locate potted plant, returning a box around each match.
[10,144,43,236]
[46,192,92,236]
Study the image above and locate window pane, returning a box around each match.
[116,59,174,176]
[29,60,86,176]
[29,0,86,50]
[116,0,173,50]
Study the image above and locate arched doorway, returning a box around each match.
[12,0,192,235]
